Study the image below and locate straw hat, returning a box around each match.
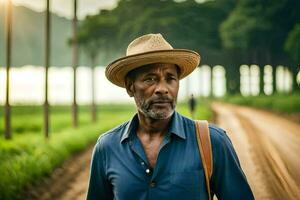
[105,33,201,87]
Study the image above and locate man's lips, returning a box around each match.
[151,100,172,106]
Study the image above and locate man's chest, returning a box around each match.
[104,137,209,200]
[140,137,164,169]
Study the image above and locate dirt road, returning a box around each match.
[212,102,300,200]
[25,146,94,200]
[28,103,300,200]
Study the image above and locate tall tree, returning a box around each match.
[285,23,300,91]
[77,11,118,121]
[76,0,299,95]
[220,0,268,94]
[220,0,300,94]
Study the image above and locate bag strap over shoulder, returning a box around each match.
[195,120,213,200]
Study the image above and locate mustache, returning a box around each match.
[150,96,173,104]
[141,96,176,111]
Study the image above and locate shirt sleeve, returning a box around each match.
[210,128,255,200]
[86,140,113,200]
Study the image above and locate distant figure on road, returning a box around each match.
[188,94,196,119]
[86,33,254,200]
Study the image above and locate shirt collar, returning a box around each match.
[120,111,186,143]
[168,111,186,140]
[120,114,139,143]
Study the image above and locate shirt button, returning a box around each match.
[141,162,145,165]
[145,169,150,174]
[150,181,156,187]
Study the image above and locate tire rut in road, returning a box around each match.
[235,109,300,200]
[212,103,273,200]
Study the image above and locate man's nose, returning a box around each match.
[154,80,169,95]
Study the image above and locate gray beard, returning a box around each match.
[139,102,176,120]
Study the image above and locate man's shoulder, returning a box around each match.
[95,121,130,148]
[209,124,227,139]
[208,123,235,154]
[208,123,230,143]
[175,112,195,126]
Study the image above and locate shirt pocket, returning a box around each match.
[170,170,203,187]
[169,170,207,200]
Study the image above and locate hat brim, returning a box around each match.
[105,49,201,88]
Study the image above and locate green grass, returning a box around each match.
[0,102,212,200]
[0,105,136,135]
[219,93,300,114]
[177,98,213,120]
[0,104,136,200]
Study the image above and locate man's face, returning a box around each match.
[126,63,180,120]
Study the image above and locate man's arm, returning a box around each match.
[86,141,113,200]
[210,127,255,200]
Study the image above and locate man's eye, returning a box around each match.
[144,77,155,83]
[167,77,177,81]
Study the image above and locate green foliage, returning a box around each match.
[220,10,264,50]
[285,23,300,63]
[77,0,235,65]
[0,104,135,200]
[0,106,89,135]
[221,93,300,114]
[1,0,299,68]
[177,98,213,120]
[75,0,300,68]
[220,0,300,67]
[77,10,118,65]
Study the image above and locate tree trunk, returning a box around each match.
[253,49,264,95]
[266,50,276,94]
[225,66,232,95]
[272,66,277,94]
[91,56,97,122]
[185,75,190,99]
[210,66,214,97]
[44,0,51,138]
[291,65,300,92]
[72,0,78,128]
[226,64,240,95]
[4,0,12,140]
[259,66,264,95]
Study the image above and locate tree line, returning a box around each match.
[77,0,300,94]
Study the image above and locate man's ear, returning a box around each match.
[125,78,134,97]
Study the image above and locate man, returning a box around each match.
[188,94,196,119]
[87,33,254,200]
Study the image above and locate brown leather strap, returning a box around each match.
[195,120,213,200]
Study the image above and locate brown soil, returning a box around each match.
[23,146,94,200]
[212,102,300,200]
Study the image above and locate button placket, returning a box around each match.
[145,168,151,174]
[149,181,156,187]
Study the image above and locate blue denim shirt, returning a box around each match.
[87,112,254,200]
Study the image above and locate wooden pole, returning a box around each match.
[210,66,213,97]
[72,0,78,127]
[4,0,12,140]
[44,0,51,138]
[91,64,97,122]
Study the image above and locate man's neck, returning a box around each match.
[136,112,172,138]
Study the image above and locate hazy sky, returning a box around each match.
[0,0,118,19]
[0,0,209,19]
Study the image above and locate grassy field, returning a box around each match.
[219,93,300,114]
[0,101,212,200]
